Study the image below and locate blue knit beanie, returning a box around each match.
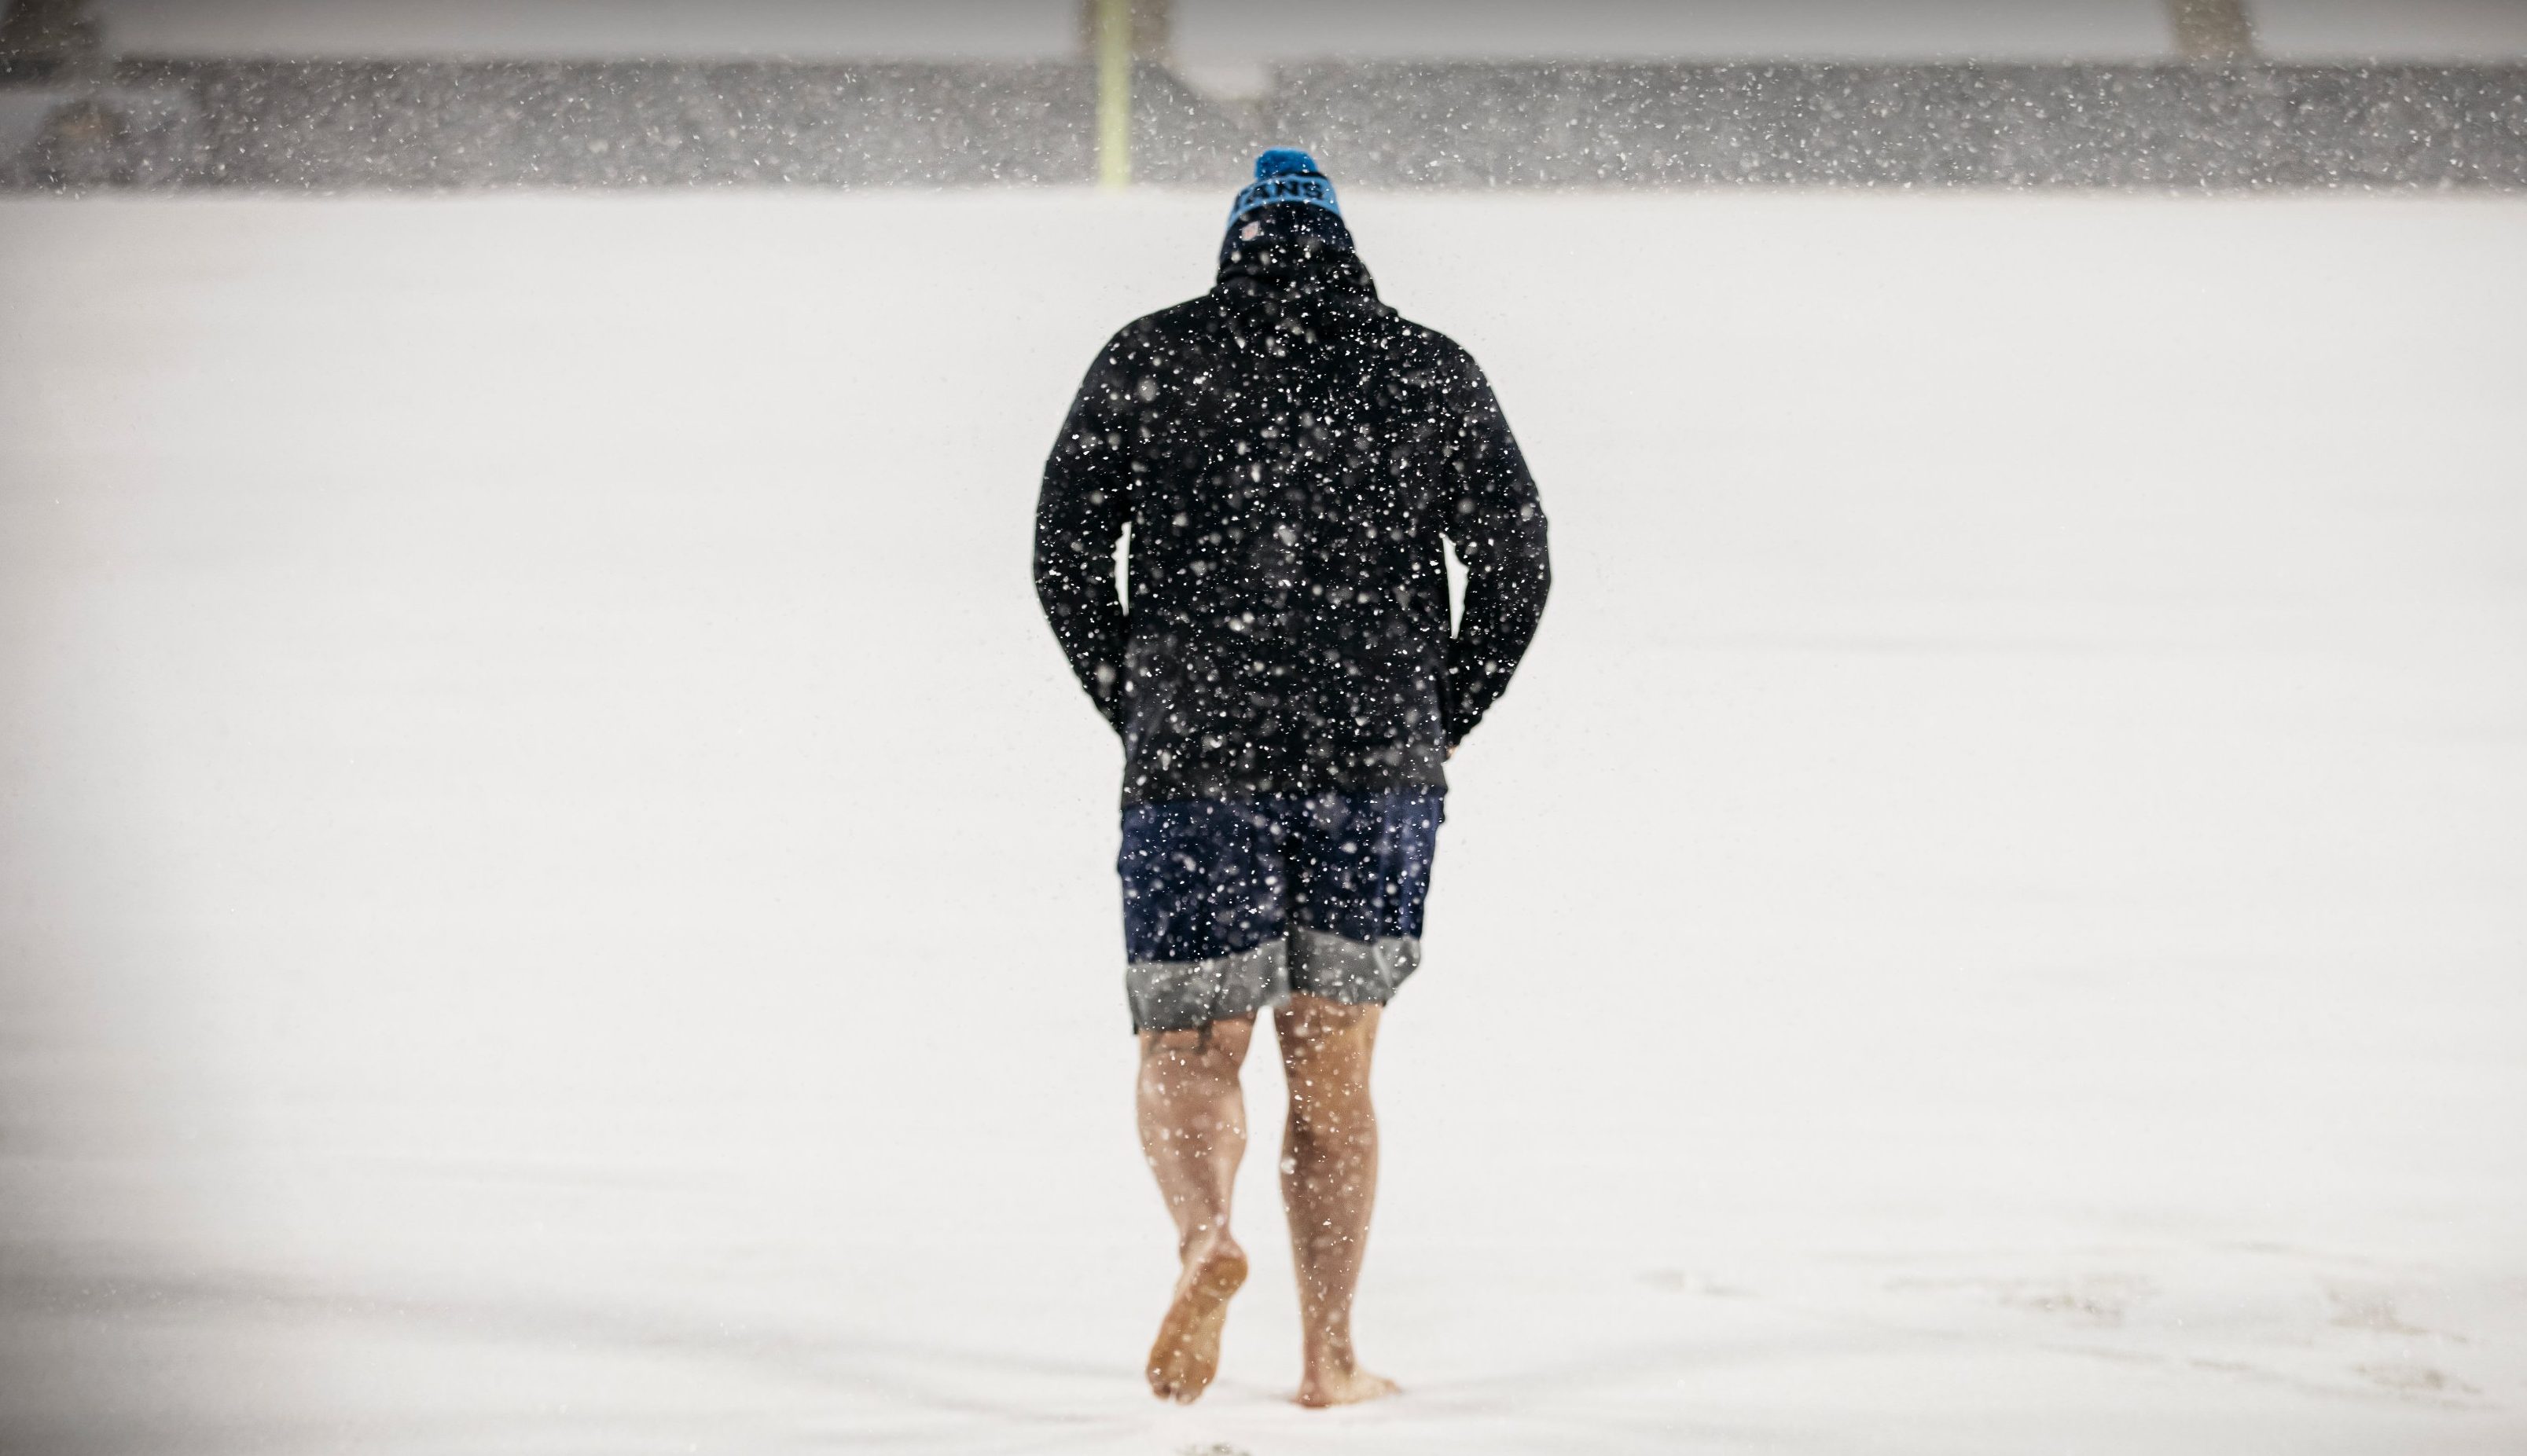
[1221,149,1353,266]
[1228,149,1341,229]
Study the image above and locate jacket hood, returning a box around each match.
[1214,204,1380,313]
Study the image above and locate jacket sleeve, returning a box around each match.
[1440,349,1552,747]
[1034,337,1136,735]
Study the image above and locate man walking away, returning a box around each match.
[1034,149,1550,1407]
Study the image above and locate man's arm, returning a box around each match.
[1034,341,1136,733]
[1440,352,1552,748]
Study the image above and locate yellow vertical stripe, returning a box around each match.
[1096,0,1131,190]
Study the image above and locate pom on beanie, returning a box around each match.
[1256,148,1323,181]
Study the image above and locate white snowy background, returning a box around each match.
[2,189,2524,1452]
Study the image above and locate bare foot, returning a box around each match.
[1293,1363,1400,1408]
[1146,1236,1247,1403]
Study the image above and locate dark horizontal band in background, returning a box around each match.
[2,58,2521,191]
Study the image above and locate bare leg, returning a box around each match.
[1275,993,1400,1407]
[1137,1016,1253,1403]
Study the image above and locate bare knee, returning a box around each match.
[1276,995,1379,1065]
[1140,1015,1255,1074]
[1276,996,1379,1128]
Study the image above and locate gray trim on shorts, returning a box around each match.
[1127,931,1422,1032]
[1291,929,1421,1006]
[1126,941,1292,1033]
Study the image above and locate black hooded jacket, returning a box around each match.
[1034,217,1551,807]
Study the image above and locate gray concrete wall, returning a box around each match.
[77,0,2527,64]
[2,57,2521,191]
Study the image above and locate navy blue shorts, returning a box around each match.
[1117,789,1444,1033]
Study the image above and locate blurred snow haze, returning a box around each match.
[4,2,2526,1447]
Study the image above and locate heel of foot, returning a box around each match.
[1193,1246,1247,1300]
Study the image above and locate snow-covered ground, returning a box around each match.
[2,190,2523,1454]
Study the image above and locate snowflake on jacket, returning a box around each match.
[1035,222,1552,808]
